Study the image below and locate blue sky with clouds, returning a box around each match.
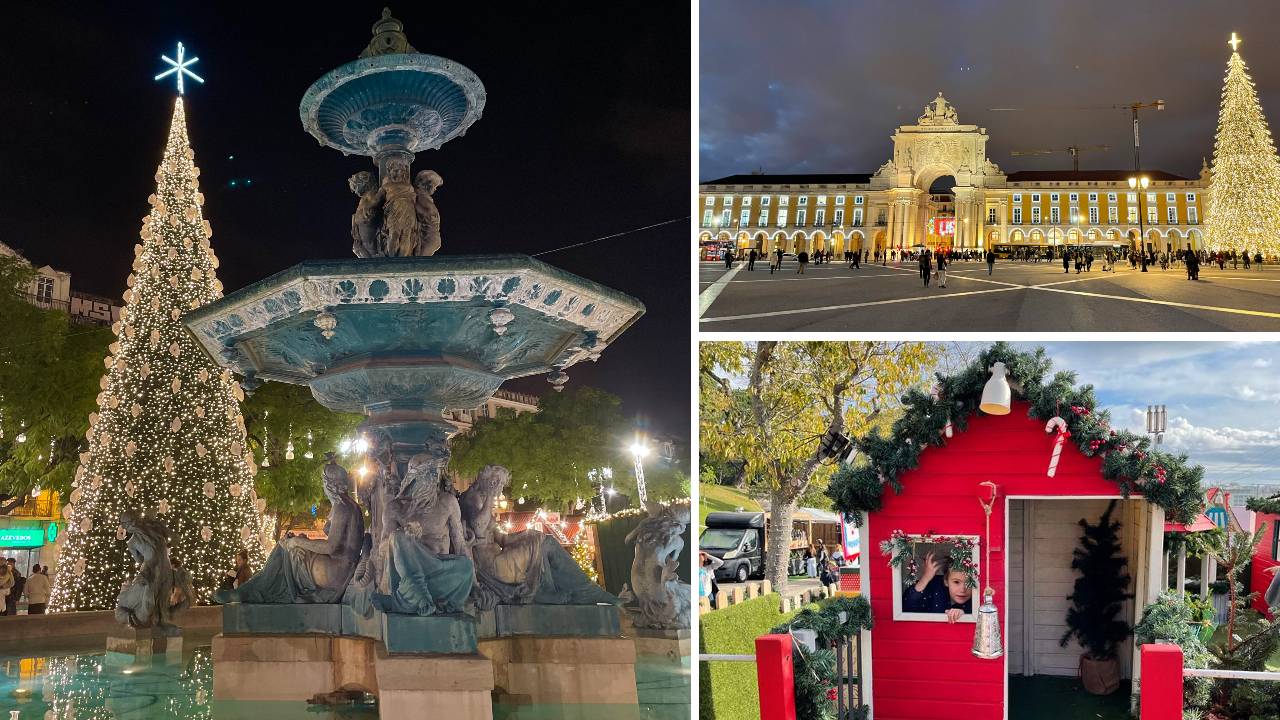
[1003,342,1280,489]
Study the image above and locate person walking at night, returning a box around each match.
[936,250,948,288]
[722,246,732,269]
[5,559,23,616]
[1062,250,1071,274]
[985,249,995,275]
[849,248,861,269]
[797,249,808,274]
[773,247,783,274]
[920,249,933,288]
[23,564,49,615]
[1186,250,1199,281]
[747,248,757,271]
[1244,250,1251,270]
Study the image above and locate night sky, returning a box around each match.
[701,0,1280,182]
[1,3,690,437]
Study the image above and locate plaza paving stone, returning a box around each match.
[699,260,1280,331]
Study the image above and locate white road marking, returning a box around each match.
[698,262,745,318]
[700,286,1022,324]
[1031,286,1280,319]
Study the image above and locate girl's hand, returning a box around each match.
[914,552,940,591]
[945,608,963,624]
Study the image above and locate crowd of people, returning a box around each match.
[0,559,51,615]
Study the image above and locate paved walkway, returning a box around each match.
[699,259,1280,331]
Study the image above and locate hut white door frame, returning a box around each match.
[1002,495,1164,720]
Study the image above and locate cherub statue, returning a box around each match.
[461,465,617,609]
[413,170,443,256]
[216,455,366,604]
[377,157,420,257]
[115,510,192,634]
[349,171,382,258]
[619,502,691,629]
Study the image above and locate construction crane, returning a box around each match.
[1009,144,1111,172]
[990,100,1164,170]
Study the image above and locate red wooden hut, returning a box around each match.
[1250,507,1279,618]
[858,401,1166,720]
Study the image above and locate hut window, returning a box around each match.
[889,533,981,623]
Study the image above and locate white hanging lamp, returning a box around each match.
[979,361,1012,415]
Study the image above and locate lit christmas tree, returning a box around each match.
[1204,33,1280,256]
[50,97,267,611]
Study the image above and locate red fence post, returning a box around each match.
[756,633,797,720]
[1139,643,1184,720]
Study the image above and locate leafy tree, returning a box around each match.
[0,253,113,503]
[449,386,686,509]
[700,341,935,592]
[1059,500,1134,661]
[240,381,364,535]
[1206,525,1280,719]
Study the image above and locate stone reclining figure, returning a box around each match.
[619,501,691,630]
[460,464,617,609]
[216,455,365,604]
[115,510,194,634]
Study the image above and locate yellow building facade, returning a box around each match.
[699,94,1209,258]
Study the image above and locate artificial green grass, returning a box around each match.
[1008,675,1131,720]
[698,483,762,528]
[699,593,800,720]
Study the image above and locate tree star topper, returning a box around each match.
[155,42,204,95]
[1230,32,1241,52]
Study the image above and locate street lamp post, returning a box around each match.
[630,439,649,504]
[1146,404,1167,446]
[1129,175,1150,272]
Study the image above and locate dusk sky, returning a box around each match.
[1,2,689,436]
[700,0,1280,182]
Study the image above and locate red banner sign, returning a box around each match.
[933,217,956,236]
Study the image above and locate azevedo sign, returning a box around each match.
[0,526,51,548]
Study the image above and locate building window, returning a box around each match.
[701,209,712,227]
[1166,193,1176,203]
[1108,192,1117,203]
[988,207,997,224]
[1147,192,1157,205]
[1031,207,1041,224]
[1108,207,1118,224]
[1148,206,1158,223]
[704,196,714,206]
[759,210,769,226]
[1167,206,1177,224]
[854,195,864,205]
[1088,193,1098,203]
[1050,207,1060,224]
[1089,207,1099,224]
[817,196,827,206]
[743,196,752,206]
[814,209,825,226]
[876,210,887,225]
[1069,193,1078,203]
[836,195,846,206]
[740,209,751,227]
[852,208,863,226]
[834,209,845,226]
[1012,193,1021,203]
[1050,193,1059,203]
[36,277,54,304]
[1186,192,1196,204]
[1127,192,1138,204]
[1012,207,1022,224]
[1128,207,1139,224]
[796,209,807,227]
[1031,193,1040,203]
[761,196,771,206]
[779,196,789,206]
[778,209,787,227]
[721,209,732,227]
[798,196,808,206]
[1188,206,1198,224]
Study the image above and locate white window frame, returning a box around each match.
[701,209,713,227]
[704,196,714,206]
[889,534,981,624]
[814,209,826,226]
[723,195,733,206]
[1108,207,1118,224]
[1031,207,1041,224]
[817,196,827,206]
[1088,193,1098,203]
[1186,192,1196,204]
[759,210,769,226]
[777,209,788,227]
[1127,193,1138,204]
[761,196,771,206]
[721,209,732,227]
[834,209,845,226]
[1089,207,1099,224]
[854,195,864,205]
[1167,206,1178,224]
[988,207,997,224]
[1128,207,1139,224]
[1050,193,1059,203]
[1012,193,1021,203]
[743,196,752,206]
[1012,207,1022,224]
[852,208,863,226]
[836,195,846,206]
[1108,192,1118,203]
[796,209,807,227]
[779,196,789,206]
[1031,193,1041,203]
[740,209,751,227]
[1166,193,1176,203]
[1148,206,1158,223]
[1188,206,1198,224]
[1069,193,1078,203]
[798,196,808,206]
[1050,207,1060,225]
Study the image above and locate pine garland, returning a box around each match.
[827,343,1205,526]
[770,596,873,720]
[880,531,978,588]
[1246,494,1280,515]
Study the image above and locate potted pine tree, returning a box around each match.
[1059,500,1134,695]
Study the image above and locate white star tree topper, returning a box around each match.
[155,42,204,95]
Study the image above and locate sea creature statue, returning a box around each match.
[461,465,618,609]
[216,455,365,604]
[347,162,444,258]
[363,450,474,615]
[115,510,193,634]
[619,502,691,630]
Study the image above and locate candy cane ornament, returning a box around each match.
[1045,416,1070,478]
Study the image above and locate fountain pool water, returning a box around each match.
[0,639,688,720]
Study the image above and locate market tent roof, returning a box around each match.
[1164,512,1218,533]
[758,500,840,524]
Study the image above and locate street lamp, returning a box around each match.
[1146,404,1167,446]
[630,439,650,504]
[1128,176,1151,272]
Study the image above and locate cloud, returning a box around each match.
[1254,358,1273,368]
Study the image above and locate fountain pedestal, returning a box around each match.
[104,627,183,668]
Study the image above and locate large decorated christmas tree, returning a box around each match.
[50,98,267,611]
[1204,33,1280,256]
